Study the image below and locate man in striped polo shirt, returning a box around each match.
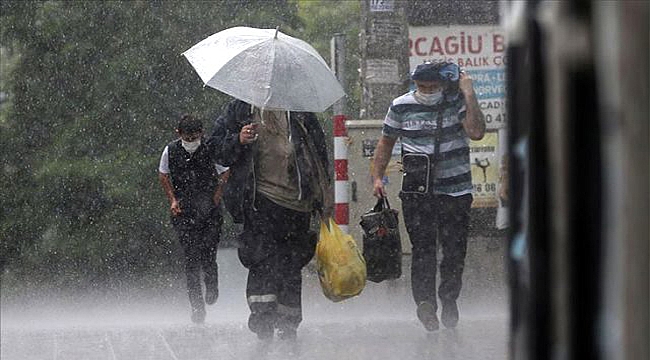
[372,61,486,331]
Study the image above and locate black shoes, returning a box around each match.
[189,281,217,324]
[248,313,275,340]
[204,268,219,305]
[205,284,219,305]
[416,301,440,331]
[191,306,206,324]
[417,300,459,331]
[441,300,459,329]
[276,325,297,341]
[248,313,299,340]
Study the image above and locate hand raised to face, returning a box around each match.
[458,71,475,96]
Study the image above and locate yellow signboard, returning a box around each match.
[470,131,499,208]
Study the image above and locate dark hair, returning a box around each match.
[177,114,203,133]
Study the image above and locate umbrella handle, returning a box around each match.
[274,26,280,39]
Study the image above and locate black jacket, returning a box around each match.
[168,138,218,199]
[167,138,220,227]
[207,99,331,223]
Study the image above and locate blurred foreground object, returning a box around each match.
[503,1,648,359]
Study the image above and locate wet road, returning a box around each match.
[2,241,508,360]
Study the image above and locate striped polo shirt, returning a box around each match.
[383,91,473,196]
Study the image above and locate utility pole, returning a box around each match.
[342,0,410,248]
[359,0,410,119]
[331,34,350,232]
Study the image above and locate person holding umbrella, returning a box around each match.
[208,100,333,340]
[183,26,342,339]
[158,114,229,324]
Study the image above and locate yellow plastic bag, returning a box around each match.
[316,218,367,302]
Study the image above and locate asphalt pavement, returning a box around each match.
[1,237,508,360]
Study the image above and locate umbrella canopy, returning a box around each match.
[182,26,345,112]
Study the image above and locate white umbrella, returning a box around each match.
[182,26,345,113]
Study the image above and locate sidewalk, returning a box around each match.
[1,241,508,360]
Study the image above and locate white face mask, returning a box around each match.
[181,139,201,153]
[415,90,443,105]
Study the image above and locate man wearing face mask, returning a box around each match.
[371,61,485,331]
[158,114,229,324]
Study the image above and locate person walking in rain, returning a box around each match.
[208,99,333,340]
[158,114,229,324]
[371,61,485,331]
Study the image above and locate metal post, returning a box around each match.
[331,34,349,232]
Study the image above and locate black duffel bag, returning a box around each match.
[360,197,402,283]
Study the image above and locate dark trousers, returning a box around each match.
[401,193,473,309]
[174,213,221,312]
[239,195,316,330]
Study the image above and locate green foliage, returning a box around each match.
[0,0,361,290]
[295,0,361,119]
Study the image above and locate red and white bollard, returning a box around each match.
[333,114,349,233]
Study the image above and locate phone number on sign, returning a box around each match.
[473,183,497,193]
